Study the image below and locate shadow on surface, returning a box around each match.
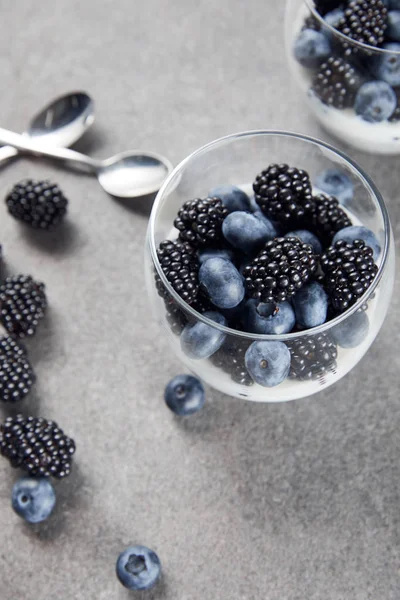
[22,219,80,255]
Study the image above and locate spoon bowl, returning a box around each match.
[98,151,173,197]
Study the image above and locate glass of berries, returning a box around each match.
[145,131,395,402]
[285,0,400,154]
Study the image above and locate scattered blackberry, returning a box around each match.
[174,197,228,247]
[314,0,343,16]
[244,237,318,304]
[321,239,378,313]
[312,193,352,245]
[253,164,315,230]
[210,338,254,386]
[156,240,199,305]
[337,0,387,54]
[0,336,35,403]
[6,179,68,230]
[288,333,338,381]
[0,414,76,478]
[0,275,47,339]
[312,57,363,109]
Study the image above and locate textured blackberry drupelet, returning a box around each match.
[210,338,254,386]
[6,179,68,230]
[174,198,229,247]
[0,275,47,339]
[314,0,343,16]
[156,240,200,305]
[321,239,378,313]
[312,57,363,109]
[0,414,76,478]
[337,0,387,53]
[312,194,352,245]
[288,333,338,381]
[244,237,318,303]
[253,164,315,230]
[0,336,35,403]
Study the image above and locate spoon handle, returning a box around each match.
[0,145,18,165]
[0,127,101,173]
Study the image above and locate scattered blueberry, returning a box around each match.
[199,257,244,309]
[180,310,227,359]
[243,299,295,334]
[116,545,161,591]
[285,229,322,254]
[354,81,397,122]
[222,211,276,255]
[324,7,344,29]
[164,374,205,415]
[332,311,369,348]
[11,477,56,524]
[198,247,236,264]
[209,185,251,213]
[245,341,291,387]
[315,168,353,206]
[293,282,328,328]
[370,43,400,87]
[332,225,381,260]
[294,29,331,68]
[387,10,400,41]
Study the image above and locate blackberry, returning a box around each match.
[156,240,199,305]
[0,336,35,403]
[288,333,338,381]
[253,164,315,230]
[0,275,47,339]
[321,239,378,313]
[174,197,228,247]
[312,193,352,245]
[314,0,343,16]
[337,0,387,54]
[312,57,363,109]
[165,300,188,335]
[244,237,318,304]
[6,179,68,230]
[210,338,254,386]
[0,414,76,478]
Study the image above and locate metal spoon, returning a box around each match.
[0,92,95,166]
[0,127,173,198]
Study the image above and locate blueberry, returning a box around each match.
[199,257,244,309]
[180,310,227,359]
[209,185,251,213]
[222,211,276,255]
[294,29,331,68]
[332,225,381,260]
[354,81,397,122]
[293,282,328,329]
[285,230,322,254]
[220,298,246,323]
[116,545,161,591]
[370,43,400,87]
[314,168,353,206]
[164,374,205,415]
[387,10,400,41]
[324,8,344,28]
[243,299,295,335]
[248,195,259,212]
[11,477,56,524]
[245,341,291,387]
[332,311,369,348]
[198,247,236,264]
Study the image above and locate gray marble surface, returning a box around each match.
[0,1,399,599]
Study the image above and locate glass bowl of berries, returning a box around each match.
[145,131,395,402]
[285,0,400,154]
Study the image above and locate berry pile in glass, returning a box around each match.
[286,0,400,154]
[149,154,391,402]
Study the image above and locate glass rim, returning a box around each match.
[149,129,391,341]
[304,0,400,56]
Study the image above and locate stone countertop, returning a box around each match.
[0,1,399,599]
